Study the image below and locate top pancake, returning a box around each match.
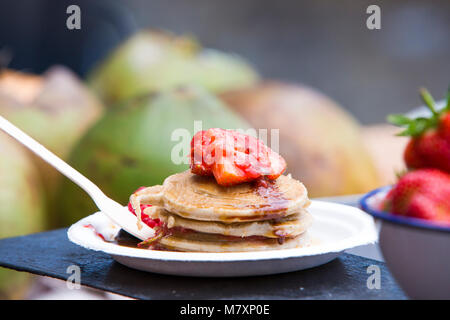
[131,170,310,223]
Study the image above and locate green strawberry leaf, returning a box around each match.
[397,118,429,137]
[387,114,412,126]
[395,169,408,180]
[388,87,449,137]
[420,88,438,116]
[410,118,429,136]
[445,86,450,111]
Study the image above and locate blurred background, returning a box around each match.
[2,0,449,122]
[0,0,449,299]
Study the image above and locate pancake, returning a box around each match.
[131,170,310,223]
[144,206,313,238]
[157,231,311,252]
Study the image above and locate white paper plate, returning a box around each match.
[67,200,377,277]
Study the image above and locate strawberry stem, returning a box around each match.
[420,88,438,116]
[388,87,448,137]
[446,86,450,111]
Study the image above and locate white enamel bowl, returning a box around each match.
[360,187,450,299]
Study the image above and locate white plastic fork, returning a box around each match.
[0,115,154,241]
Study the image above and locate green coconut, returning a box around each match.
[56,85,249,226]
[0,67,104,227]
[87,30,259,106]
[0,133,46,299]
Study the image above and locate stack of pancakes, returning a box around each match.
[129,170,312,252]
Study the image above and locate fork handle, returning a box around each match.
[0,115,105,206]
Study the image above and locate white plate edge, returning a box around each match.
[67,200,378,262]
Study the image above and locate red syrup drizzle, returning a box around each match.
[126,200,167,248]
[119,179,290,249]
[254,177,289,212]
[83,224,106,241]
[253,177,289,244]
[127,202,163,228]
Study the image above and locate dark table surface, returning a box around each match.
[0,228,406,299]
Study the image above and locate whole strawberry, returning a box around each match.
[388,88,450,173]
[384,169,450,223]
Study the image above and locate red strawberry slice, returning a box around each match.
[190,128,286,186]
[127,187,162,229]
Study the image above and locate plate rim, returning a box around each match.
[67,200,378,262]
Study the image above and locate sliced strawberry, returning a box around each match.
[190,128,286,186]
[213,160,250,186]
[128,187,162,229]
[83,224,106,241]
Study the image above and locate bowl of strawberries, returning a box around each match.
[360,88,450,299]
